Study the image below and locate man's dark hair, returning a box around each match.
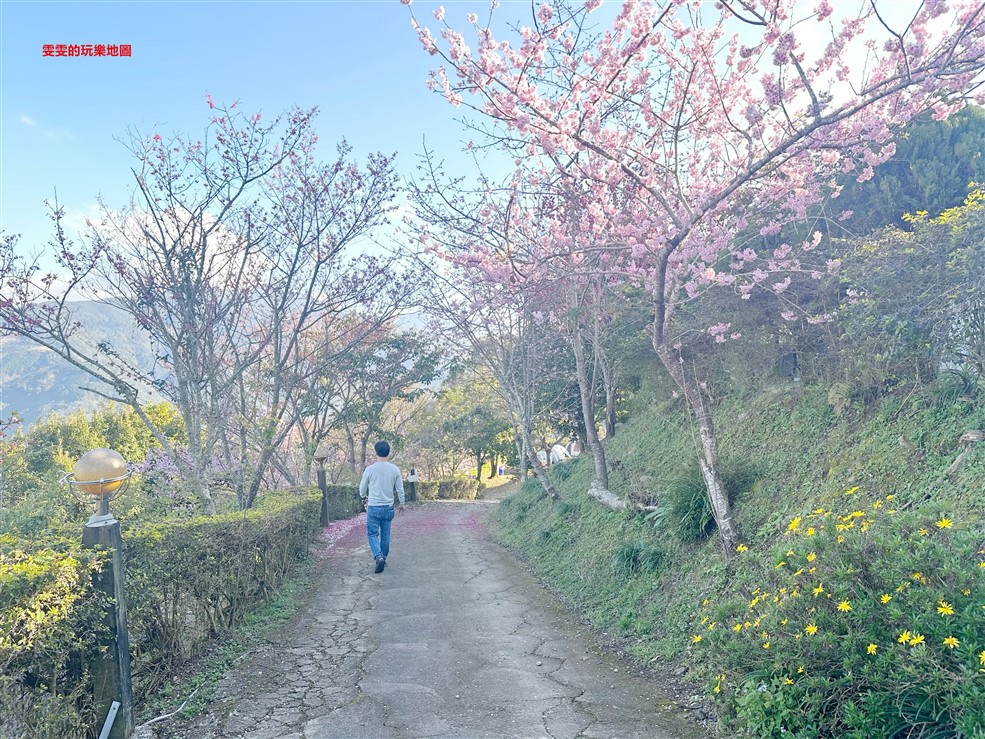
[374,440,391,458]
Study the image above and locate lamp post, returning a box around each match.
[406,468,417,503]
[63,448,134,739]
[314,444,330,527]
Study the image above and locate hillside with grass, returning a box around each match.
[491,368,985,737]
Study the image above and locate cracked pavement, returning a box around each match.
[160,500,711,739]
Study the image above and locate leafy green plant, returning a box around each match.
[690,493,985,737]
[612,541,666,577]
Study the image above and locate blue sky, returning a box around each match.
[0,0,530,263]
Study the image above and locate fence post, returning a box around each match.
[83,509,134,739]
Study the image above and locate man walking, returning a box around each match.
[359,440,405,574]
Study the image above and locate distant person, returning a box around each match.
[536,448,548,467]
[359,440,405,574]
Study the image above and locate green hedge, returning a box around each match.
[413,478,482,501]
[323,484,363,520]
[0,487,330,738]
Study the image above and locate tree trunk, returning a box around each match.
[514,433,528,479]
[519,424,559,500]
[571,319,609,489]
[654,343,741,556]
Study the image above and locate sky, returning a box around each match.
[0,0,530,265]
[0,0,948,268]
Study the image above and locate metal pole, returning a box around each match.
[83,512,134,739]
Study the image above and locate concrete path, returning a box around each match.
[165,500,711,739]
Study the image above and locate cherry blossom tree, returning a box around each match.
[406,0,985,553]
[0,103,402,513]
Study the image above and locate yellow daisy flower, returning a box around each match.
[943,636,959,649]
[867,644,877,654]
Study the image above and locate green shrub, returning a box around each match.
[0,487,326,735]
[323,484,362,520]
[664,467,714,542]
[612,541,666,578]
[690,492,985,737]
[661,462,758,542]
[414,478,481,501]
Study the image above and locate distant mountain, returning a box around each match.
[0,302,159,426]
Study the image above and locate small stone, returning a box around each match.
[536,661,543,666]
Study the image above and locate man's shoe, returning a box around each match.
[375,557,386,574]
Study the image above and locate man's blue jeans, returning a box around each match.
[366,505,394,560]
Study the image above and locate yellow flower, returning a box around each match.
[805,623,818,635]
[837,600,852,612]
[898,630,912,644]
[909,633,925,646]
[979,651,985,666]
[797,665,805,674]
[732,623,742,632]
[837,535,845,543]
[880,594,892,604]
[780,618,788,625]
[918,528,929,536]
[794,568,804,577]
[762,642,770,649]
[943,636,960,649]
[786,549,795,557]
[978,561,985,569]
[807,552,817,562]
[867,644,877,654]
[812,583,825,597]
[691,634,702,643]
[806,527,816,536]
[784,678,794,685]
[775,561,786,569]
[938,600,955,616]
[787,517,802,533]
[936,518,954,529]
[963,588,971,596]
[845,486,858,495]
[736,544,748,553]
[872,500,882,509]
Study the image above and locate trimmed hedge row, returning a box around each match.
[324,484,364,520]
[0,486,341,738]
[413,478,483,501]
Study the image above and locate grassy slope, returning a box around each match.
[490,372,985,672]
